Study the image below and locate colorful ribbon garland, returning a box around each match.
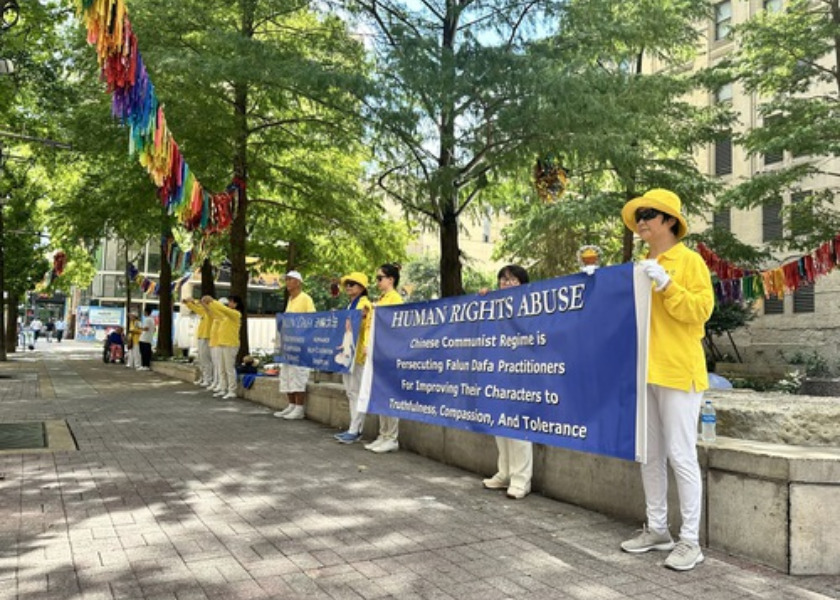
[698,237,840,304]
[76,0,242,235]
[128,262,192,297]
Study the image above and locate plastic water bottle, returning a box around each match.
[701,399,717,443]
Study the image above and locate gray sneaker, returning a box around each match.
[620,526,675,554]
[664,541,704,571]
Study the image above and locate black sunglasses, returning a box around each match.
[635,208,665,223]
[344,281,359,288]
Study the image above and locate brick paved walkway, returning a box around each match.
[0,341,838,599]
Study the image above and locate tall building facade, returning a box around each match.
[649,0,840,368]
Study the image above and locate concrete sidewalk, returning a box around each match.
[0,341,837,600]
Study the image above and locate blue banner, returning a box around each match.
[276,309,364,373]
[362,264,646,461]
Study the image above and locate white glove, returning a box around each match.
[581,265,598,276]
[640,259,670,291]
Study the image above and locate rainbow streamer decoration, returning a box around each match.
[76,0,242,236]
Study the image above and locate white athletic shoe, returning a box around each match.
[282,405,305,420]
[273,405,295,418]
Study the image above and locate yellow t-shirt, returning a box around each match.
[206,300,241,348]
[186,300,213,339]
[350,296,373,365]
[647,243,714,392]
[286,291,315,314]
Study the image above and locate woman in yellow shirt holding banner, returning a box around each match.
[618,189,713,572]
[334,271,373,444]
[364,263,405,454]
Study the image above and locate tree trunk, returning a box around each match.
[439,208,464,297]
[157,232,173,358]
[200,258,216,297]
[229,4,255,360]
[5,291,17,354]
[622,187,638,262]
[124,241,132,326]
[437,1,463,298]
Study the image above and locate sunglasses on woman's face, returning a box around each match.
[634,208,665,223]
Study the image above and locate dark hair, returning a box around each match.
[227,295,244,314]
[144,306,153,316]
[379,263,401,287]
[497,264,529,285]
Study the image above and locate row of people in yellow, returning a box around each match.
[183,295,243,400]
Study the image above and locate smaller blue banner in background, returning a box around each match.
[275,309,363,373]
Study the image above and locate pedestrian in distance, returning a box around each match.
[618,188,714,572]
[54,318,66,343]
[334,271,373,444]
[138,306,156,371]
[45,319,55,343]
[126,312,142,369]
[273,271,316,420]
[30,317,43,343]
[479,264,534,500]
[364,263,404,454]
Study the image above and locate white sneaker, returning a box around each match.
[482,476,508,490]
[273,405,295,418]
[282,405,305,420]
[364,437,385,451]
[371,438,398,454]
[222,392,237,400]
[213,391,226,397]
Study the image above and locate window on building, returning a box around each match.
[762,200,783,241]
[715,83,733,104]
[790,190,811,236]
[715,1,733,40]
[715,136,733,176]
[713,208,731,232]
[764,296,784,315]
[764,0,783,13]
[793,285,815,313]
[763,115,784,165]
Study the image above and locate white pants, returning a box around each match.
[197,338,212,384]
[641,383,703,544]
[342,365,365,434]
[378,416,399,441]
[126,345,141,368]
[210,346,222,389]
[219,346,238,395]
[493,437,533,492]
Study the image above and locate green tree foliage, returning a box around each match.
[489,0,728,271]
[402,255,493,301]
[721,0,840,252]
[349,0,567,297]
[116,0,405,353]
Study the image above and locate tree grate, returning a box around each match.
[0,422,46,449]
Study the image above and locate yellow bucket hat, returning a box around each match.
[621,188,689,240]
[340,271,369,289]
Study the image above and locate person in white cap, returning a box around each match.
[274,271,316,420]
[618,188,713,572]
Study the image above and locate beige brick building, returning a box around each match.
[651,0,840,370]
